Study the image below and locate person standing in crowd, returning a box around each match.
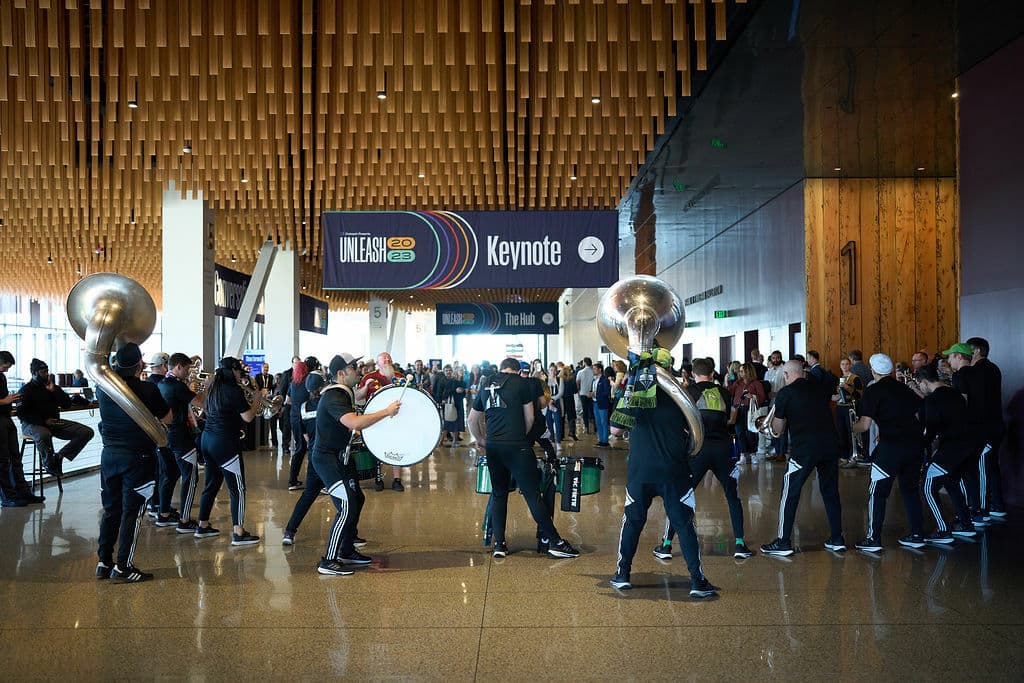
[609,349,718,597]
[836,357,864,467]
[962,337,1007,520]
[358,352,406,491]
[156,353,204,533]
[18,358,94,478]
[194,356,261,546]
[576,358,596,435]
[145,352,177,520]
[750,348,768,381]
[561,366,579,441]
[95,343,172,583]
[71,369,89,388]
[730,363,766,462]
[851,353,926,552]
[760,360,845,556]
[467,364,483,425]
[916,364,977,542]
[911,351,930,372]
[848,349,873,390]
[0,351,40,507]
[656,357,752,561]
[593,364,613,448]
[764,350,787,460]
[545,363,564,444]
[468,358,580,560]
[254,362,278,448]
[286,357,318,491]
[440,364,466,445]
[311,353,399,576]
[945,343,989,526]
[277,355,302,455]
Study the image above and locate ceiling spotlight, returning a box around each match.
[951,92,959,99]
[409,294,414,298]
[127,100,139,109]
[129,209,136,225]
[570,174,578,181]
[182,141,192,154]
[916,166,925,171]
[47,255,53,265]
[591,96,601,104]
[418,172,425,179]
[376,90,387,100]
[240,171,248,184]
[230,254,237,263]
[833,166,842,172]
[76,263,82,275]
[301,282,307,290]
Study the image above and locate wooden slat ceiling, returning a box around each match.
[0,0,737,311]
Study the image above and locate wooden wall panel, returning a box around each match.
[805,177,959,372]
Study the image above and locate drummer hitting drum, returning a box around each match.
[468,358,580,559]
[310,353,401,576]
[357,352,407,492]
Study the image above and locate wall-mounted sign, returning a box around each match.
[215,264,265,323]
[321,211,618,290]
[714,309,731,319]
[684,284,723,307]
[299,294,328,335]
[436,303,559,335]
[242,351,266,370]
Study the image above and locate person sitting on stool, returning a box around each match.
[19,358,94,477]
[0,350,43,507]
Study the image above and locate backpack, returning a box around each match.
[696,386,727,413]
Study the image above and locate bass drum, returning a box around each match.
[361,384,442,467]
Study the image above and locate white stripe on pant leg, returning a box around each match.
[979,445,990,510]
[662,515,672,541]
[777,460,801,539]
[923,464,947,532]
[680,488,702,572]
[867,480,877,538]
[126,480,155,567]
[617,486,635,573]
[327,480,349,559]
[234,471,246,528]
[182,464,197,519]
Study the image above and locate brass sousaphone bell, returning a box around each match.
[67,273,169,447]
[597,275,704,455]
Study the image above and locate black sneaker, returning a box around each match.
[288,481,304,491]
[898,534,926,549]
[43,454,63,478]
[493,542,509,558]
[231,531,261,546]
[689,576,719,599]
[95,562,113,580]
[536,538,550,554]
[194,525,221,540]
[110,564,153,583]
[175,520,199,534]
[734,542,754,559]
[824,536,847,552]
[652,542,673,560]
[374,479,385,492]
[353,536,368,548]
[338,551,372,565]
[925,531,955,544]
[317,558,355,576]
[951,520,978,538]
[19,493,45,504]
[548,540,580,558]
[971,512,990,527]
[154,511,181,527]
[989,506,1007,519]
[282,531,295,546]
[609,572,632,589]
[391,478,405,492]
[760,538,794,556]
[855,537,883,553]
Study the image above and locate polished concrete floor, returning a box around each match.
[2,433,1022,681]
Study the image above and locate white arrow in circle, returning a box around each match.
[578,236,605,264]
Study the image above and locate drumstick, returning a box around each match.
[394,376,410,413]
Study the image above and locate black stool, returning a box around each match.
[23,436,63,496]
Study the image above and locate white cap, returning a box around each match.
[148,352,170,367]
[869,353,894,375]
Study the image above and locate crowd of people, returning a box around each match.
[0,334,1013,592]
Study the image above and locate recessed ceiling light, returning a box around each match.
[230,254,237,263]
[591,96,601,104]
[47,255,53,265]
[409,294,414,298]
[127,100,139,109]
[951,92,959,99]
[570,174,578,181]
[418,172,425,179]
[182,142,192,154]
[376,91,387,100]
[241,176,248,184]
[916,166,925,171]
[833,167,842,171]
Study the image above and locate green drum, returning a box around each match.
[475,455,519,494]
[352,447,377,481]
[558,457,604,496]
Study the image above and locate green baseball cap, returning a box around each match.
[942,342,973,356]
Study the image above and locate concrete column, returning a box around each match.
[161,183,215,365]
[264,247,299,373]
[368,296,389,353]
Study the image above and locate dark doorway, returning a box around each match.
[682,343,693,364]
[743,330,759,363]
[719,335,735,369]
[788,322,802,358]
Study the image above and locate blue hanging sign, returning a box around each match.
[436,302,559,335]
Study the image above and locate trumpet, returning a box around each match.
[847,405,863,460]
[754,403,782,439]
[241,374,284,419]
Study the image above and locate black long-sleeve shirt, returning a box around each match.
[18,378,71,426]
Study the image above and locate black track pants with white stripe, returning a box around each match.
[617,479,704,580]
[198,432,247,527]
[665,441,744,543]
[98,448,156,568]
[776,451,843,544]
[311,447,360,560]
[172,445,200,521]
[923,450,971,532]
[867,444,924,540]
[155,447,180,515]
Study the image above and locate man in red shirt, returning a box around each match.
[357,352,406,492]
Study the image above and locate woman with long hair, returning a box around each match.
[195,356,260,545]
[546,363,565,444]
[286,357,317,490]
[730,363,767,461]
[561,365,579,441]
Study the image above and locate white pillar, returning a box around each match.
[265,247,298,373]
[161,183,215,365]
[368,296,389,353]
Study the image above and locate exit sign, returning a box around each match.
[714,310,730,319]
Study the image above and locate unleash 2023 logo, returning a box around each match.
[335,211,479,289]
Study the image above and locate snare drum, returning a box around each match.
[361,384,441,467]
[474,454,519,494]
[351,447,377,481]
[558,457,604,496]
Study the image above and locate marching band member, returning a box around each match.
[311,354,398,576]
[95,343,171,583]
[194,357,261,546]
[156,353,205,533]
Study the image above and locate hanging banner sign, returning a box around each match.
[321,210,618,289]
[299,294,329,335]
[436,303,559,335]
[214,264,265,323]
